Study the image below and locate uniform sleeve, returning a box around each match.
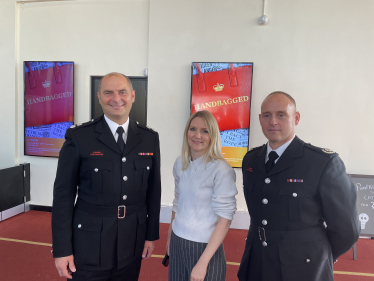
[172,156,181,213]
[319,155,360,260]
[212,165,238,220]
[145,132,162,241]
[51,129,80,258]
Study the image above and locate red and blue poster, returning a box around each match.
[24,61,74,157]
[191,62,253,167]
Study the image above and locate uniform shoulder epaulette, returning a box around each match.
[69,117,100,130]
[304,142,338,157]
[248,144,265,152]
[136,121,158,134]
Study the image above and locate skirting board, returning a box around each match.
[0,203,30,221]
[160,205,251,230]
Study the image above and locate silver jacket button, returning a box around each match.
[306,259,310,263]
[262,198,268,204]
[78,224,82,228]
[122,195,127,200]
[94,168,98,172]
[147,166,150,170]
[123,176,128,181]
[122,157,126,162]
[262,220,267,225]
[265,178,271,184]
[293,193,297,197]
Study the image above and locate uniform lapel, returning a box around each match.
[95,116,122,154]
[268,136,304,177]
[124,119,141,156]
[254,145,267,175]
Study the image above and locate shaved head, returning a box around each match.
[98,72,133,93]
[263,91,296,112]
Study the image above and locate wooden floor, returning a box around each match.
[0,211,373,281]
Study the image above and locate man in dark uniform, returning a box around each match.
[52,72,161,280]
[238,92,360,281]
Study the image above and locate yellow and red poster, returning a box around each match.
[191,62,253,167]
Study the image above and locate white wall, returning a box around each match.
[0,0,16,169]
[16,0,149,206]
[2,0,373,210]
[147,0,374,210]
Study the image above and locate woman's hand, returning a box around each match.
[190,261,208,281]
[166,229,171,255]
[166,212,176,255]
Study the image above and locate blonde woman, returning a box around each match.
[166,110,237,281]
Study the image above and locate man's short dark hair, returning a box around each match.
[266,91,296,110]
[97,72,133,93]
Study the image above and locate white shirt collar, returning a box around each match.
[265,135,295,163]
[104,115,130,144]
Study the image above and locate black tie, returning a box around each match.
[116,127,125,153]
[265,151,279,173]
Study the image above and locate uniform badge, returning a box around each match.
[322,148,335,154]
[90,151,103,156]
[247,167,253,172]
[138,153,153,156]
[287,179,303,182]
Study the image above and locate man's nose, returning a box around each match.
[270,116,277,124]
[113,92,121,101]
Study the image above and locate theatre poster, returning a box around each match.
[191,62,253,167]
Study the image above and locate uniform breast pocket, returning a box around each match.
[278,183,315,223]
[134,158,152,191]
[80,159,113,193]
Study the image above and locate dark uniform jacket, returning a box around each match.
[238,136,360,281]
[52,116,161,271]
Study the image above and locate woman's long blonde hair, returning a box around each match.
[181,110,226,170]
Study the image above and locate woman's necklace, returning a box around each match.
[190,158,203,171]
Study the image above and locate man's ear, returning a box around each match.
[295,111,300,125]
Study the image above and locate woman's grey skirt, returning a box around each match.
[168,231,226,281]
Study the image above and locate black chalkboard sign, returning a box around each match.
[349,174,374,237]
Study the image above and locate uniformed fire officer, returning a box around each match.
[238,92,360,281]
[52,72,161,281]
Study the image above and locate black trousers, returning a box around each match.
[70,257,142,281]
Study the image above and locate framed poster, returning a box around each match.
[191,62,253,167]
[24,61,74,157]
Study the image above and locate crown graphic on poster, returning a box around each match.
[213,83,224,92]
[42,80,51,88]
